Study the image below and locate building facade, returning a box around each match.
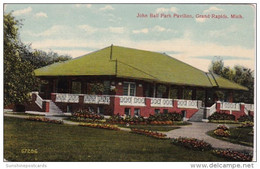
[27,45,254,121]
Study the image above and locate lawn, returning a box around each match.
[4,117,228,162]
[207,127,254,147]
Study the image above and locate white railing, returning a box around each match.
[35,93,43,109]
[55,93,79,103]
[220,102,240,111]
[207,103,216,116]
[177,99,198,109]
[245,104,254,111]
[119,96,146,106]
[150,98,173,107]
[84,95,110,104]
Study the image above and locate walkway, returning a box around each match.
[4,113,253,153]
[166,122,253,153]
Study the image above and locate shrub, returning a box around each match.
[214,129,230,137]
[172,137,212,151]
[147,112,182,122]
[212,149,252,161]
[208,112,235,121]
[72,110,104,120]
[238,115,253,122]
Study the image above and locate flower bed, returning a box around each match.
[208,112,235,121]
[212,149,252,161]
[26,117,63,124]
[238,121,254,128]
[130,128,168,139]
[172,137,212,151]
[108,113,182,125]
[73,110,104,120]
[213,124,230,137]
[79,123,120,131]
[214,129,230,137]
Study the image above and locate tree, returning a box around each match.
[4,13,38,106]
[21,47,71,69]
[209,57,254,103]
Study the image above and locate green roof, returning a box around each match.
[35,45,248,91]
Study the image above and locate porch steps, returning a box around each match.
[49,101,63,114]
[189,108,204,122]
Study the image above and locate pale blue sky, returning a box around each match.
[4,4,255,71]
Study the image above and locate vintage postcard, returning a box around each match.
[2,2,256,167]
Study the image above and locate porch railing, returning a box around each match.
[220,102,240,111]
[84,95,110,105]
[177,99,198,109]
[245,104,254,111]
[35,92,43,109]
[119,96,146,106]
[55,93,79,103]
[150,98,173,107]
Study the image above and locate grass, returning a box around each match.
[4,117,228,162]
[207,127,254,147]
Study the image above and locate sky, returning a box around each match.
[4,3,256,72]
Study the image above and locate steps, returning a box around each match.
[49,101,63,114]
[189,108,204,122]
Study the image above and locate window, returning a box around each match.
[71,81,81,94]
[163,109,168,114]
[123,82,136,96]
[154,109,160,115]
[134,108,140,117]
[124,108,131,116]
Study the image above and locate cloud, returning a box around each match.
[132,28,149,34]
[99,5,114,11]
[192,55,251,61]
[13,7,32,16]
[195,6,223,23]
[108,27,125,34]
[78,25,125,34]
[78,25,98,34]
[75,4,92,8]
[155,7,178,13]
[26,25,68,37]
[209,25,238,38]
[203,6,223,13]
[35,12,48,18]
[132,26,173,34]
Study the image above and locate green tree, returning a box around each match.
[22,47,71,69]
[4,13,38,106]
[209,57,254,103]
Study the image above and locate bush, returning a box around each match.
[172,137,212,151]
[214,129,230,137]
[148,112,182,122]
[208,112,235,121]
[212,149,252,161]
[72,110,104,120]
[237,115,253,122]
